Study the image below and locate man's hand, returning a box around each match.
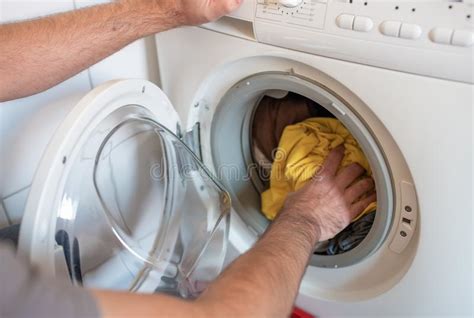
[280,145,376,242]
[93,148,376,318]
[175,0,243,25]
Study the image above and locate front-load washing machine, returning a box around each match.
[152,0,473,316]
[16,0,473,316]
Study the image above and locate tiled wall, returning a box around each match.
[0,0,160,227]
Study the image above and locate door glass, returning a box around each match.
[53,105,230,298]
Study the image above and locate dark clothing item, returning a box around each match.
[0,244,100,318]
[251,93,335,187]
[315,211,376,255]
[252,92,334,162]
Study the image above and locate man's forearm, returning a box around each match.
[196,210,320,317]
[0,1,177,102]
[94,209,319,318]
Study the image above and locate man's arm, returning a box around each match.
[0,0,242,102]
[93,146,376,317]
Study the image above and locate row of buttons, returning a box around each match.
[336,14,473,47]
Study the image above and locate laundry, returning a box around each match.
[314,211,376,255]
[261,117,377,221]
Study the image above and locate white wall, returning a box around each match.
[0,0,160,227]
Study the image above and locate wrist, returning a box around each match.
[273,208,321,248]
[116,0,185,35]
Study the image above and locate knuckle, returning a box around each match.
[360,178,373,189]
[364,178,373,186]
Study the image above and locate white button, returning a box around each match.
[429,28,453,45]
[451,30,474,47]
[353,16,374,32]
[380,21,401,37]
[399,23,422,40]
[336,14,355,30]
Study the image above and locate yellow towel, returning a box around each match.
[261,118,377,221]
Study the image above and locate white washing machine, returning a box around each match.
[14,0,473,316]
[153,0,473,315]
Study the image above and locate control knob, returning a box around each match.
[279,0,303,8]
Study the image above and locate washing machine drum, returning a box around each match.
[18,80,230,298]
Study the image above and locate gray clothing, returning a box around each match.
[314,211,376,255]
[0,244,100,318]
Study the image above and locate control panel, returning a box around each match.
[257,0,329,29]
[253,0,474,83]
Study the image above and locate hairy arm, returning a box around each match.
[94,214,319,317]
[94,146,376,317]
[0,0,242,102]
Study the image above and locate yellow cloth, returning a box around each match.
[261,118,377,221]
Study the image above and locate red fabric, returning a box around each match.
[291,307,316,318]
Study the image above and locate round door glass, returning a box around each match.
[53,105,230,298]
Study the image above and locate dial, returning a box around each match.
[279,0,304,8]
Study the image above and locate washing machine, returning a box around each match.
[152,0,473,315]
[16,0,473,316]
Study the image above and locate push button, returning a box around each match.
[429,27,453,45]
[380,21,401,37]
[399,23,422,40]
[451,30,474,47]
[353,16,374,32]
[336,14,355,30]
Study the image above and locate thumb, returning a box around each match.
[218,0,243,15]
[230,0,243,11]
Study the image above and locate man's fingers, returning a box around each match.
[336,163,365,189]
[203,0,243,22]
[231,0,244,11]
[214,0,243,15]
[344,177,375,203]
[350,192,377,219]
[317,145,345,178]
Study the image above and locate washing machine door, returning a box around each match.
[18,79,231,298]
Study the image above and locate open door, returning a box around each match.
[18,79,230,298]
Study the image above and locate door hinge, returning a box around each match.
[182,122,202,161]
